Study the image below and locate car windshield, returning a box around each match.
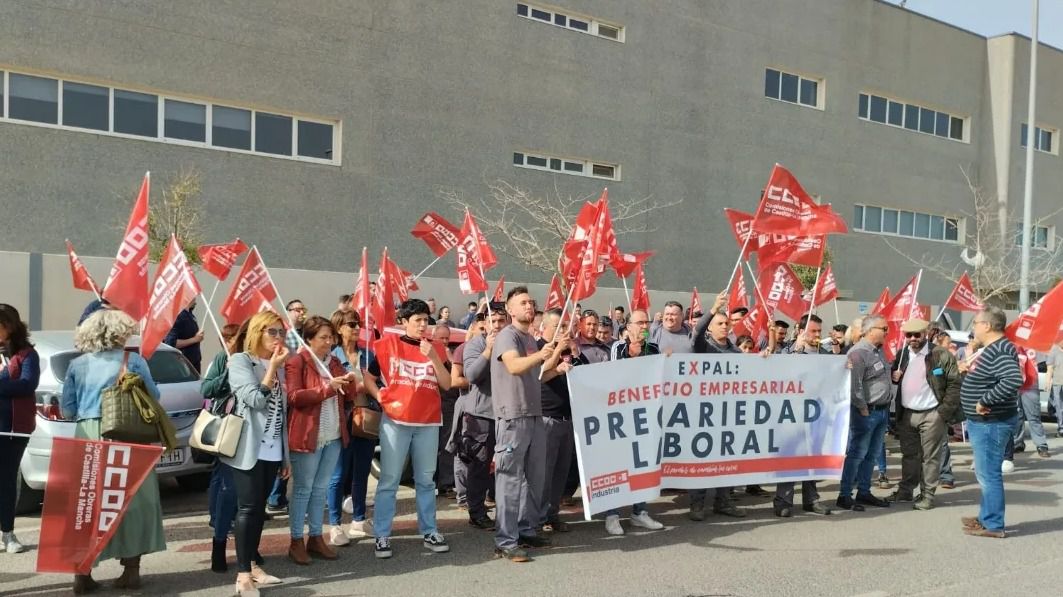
[49,348,199,384]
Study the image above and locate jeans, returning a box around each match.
[1053,385,1063,428]
[939,439,955,484]
[968,415,1017,531]
[267,477,288,509]
[877,442,887,476]
[209,460,238,541]
[373,415,440,538]
[1009,388,1049,453]
[289,439,342,539]
[328,435,376,525]
[839,407,889,497]
[229,460,281,573]
[0,437,28,533]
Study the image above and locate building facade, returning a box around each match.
[1,0,1061,304]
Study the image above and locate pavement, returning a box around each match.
[3,428,1062,597]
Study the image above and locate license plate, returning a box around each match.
[156,448,186,469]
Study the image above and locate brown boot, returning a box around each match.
[288,538,311,565]
[114,557,141,590]
[306,535,338,560]
[73,574,100,594]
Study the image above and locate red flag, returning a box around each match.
[558,201,600,286]
[456,212,498,295]
[492,275,506,302]
[352,247,371,312]
[809,264,839,307]
[411,212,461,257]
[219,248,278,325]
[630,263,650,312]
[879,272,923,361]
[724,209,761,259]
[724,208,825,267]
[613,251,653,278]
[944,272,984,313]
[757,263,810,322]
[1006,280,1063,352]
[870,287,891,316]
[545,274,564,310]
[103,173,151,321]
[732,302,769,344]
[591,191,621,274]
[728,266,749,311]
[141,236,202,359]
[751,164,849,237]
[197,239,249,281]
[36,438,163,574]
[373,249,396,332]
[690,287,703,322]
[65,240,102,296]
[385,257,419,302]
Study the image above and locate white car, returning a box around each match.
[16,331,211,514]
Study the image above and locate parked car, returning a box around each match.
[16,331,211,514]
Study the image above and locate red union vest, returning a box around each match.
[373,335,442,426]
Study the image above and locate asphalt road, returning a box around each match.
[3,428,1062,597]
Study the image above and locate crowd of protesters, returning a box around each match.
[0,284,1056,594]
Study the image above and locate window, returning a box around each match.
[858,92,966,142]
[212,105,251,150]
[113,89,158,137]
[255,112,292,156]
[764,68,820,108]
[516,3,624,41]
[0,68,339,164]
[1020,123,1055,154]
[9,73,58,124]
[513,151,619,180]
[853,203,961,243]
[1015,224,1053,249]
[62,81,108,131]
[164,99,206,142]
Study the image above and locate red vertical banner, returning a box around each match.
[630,263,650,312]
[36,438,163,574]
[219,247,278,325]
[141,236,202,359]
[103,173,151,321]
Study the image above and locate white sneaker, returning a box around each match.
[630,511,664,530]
[1001,460,1015,474]
[342,496,354,515]
[604,515,624,536]
[2,533,24,554]
[329,525,350,546]
[347,519,374,539]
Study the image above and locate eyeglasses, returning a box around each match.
[904,331,923,338]
[344,321,360,328]
[265,327,285,338]
[288,306,306,313]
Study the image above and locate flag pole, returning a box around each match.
[198,291,230,356]
[411,254,444,283]
[804,267,823,325]
[620,275,631,307]
[832,298,841,327]
[725,233,755,293]
[362,246,370,371]
[204,278,222,312]
[543,279,581,380]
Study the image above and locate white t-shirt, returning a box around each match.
[257,358,285,462]
[901,344,939,411]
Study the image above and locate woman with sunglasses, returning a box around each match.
[326,311,378,545]
[222,312,291,597]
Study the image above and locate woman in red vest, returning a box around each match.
[364,299,453,559]
[0,304,38,555]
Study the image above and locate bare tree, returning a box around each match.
[146,168,204,264]
[792,248,832,292]
[881,165,1063,306]
[438,178,682,277]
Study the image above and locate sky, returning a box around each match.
[881,0,1063,50]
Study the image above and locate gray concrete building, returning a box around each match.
[1,0,1061,307]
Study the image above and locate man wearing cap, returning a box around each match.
[889,319,962,510]
[835,315,893,511]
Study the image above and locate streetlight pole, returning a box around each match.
[1019,0,1039,311]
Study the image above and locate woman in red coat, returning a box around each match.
[0,304,38,555]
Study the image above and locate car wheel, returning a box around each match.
[15,470,43,515]
[175,472,212,492]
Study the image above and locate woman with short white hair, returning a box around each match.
[61,309,166,594]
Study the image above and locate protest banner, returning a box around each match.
[36,438,163,574]
[567,353,851,518]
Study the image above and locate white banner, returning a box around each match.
[567,354,851,518]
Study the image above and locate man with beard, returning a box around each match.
[490,287,569,562]
[576,310,611,364]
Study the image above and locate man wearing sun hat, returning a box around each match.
[889,318,962,511]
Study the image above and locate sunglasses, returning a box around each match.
[265,327,285,338]
[904,331,923,338]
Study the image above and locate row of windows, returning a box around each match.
[1020,123,1055,154]
[853,204,961,243]
[858,93,965,142]
[0,69,338,164]
[513,151,618,180]
[517,3,623,41]
[764,69,819,108]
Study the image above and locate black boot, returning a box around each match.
[211,538,228,573]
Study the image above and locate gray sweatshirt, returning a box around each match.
[461,334,495,419]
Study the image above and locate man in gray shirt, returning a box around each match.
[576,310,611,364]
[460,310,509,530]
[836,315,893,512]
[650,301,693,354]
[490,286,569,563]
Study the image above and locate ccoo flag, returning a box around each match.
[141,236,202,359]
[103,173,151,321]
